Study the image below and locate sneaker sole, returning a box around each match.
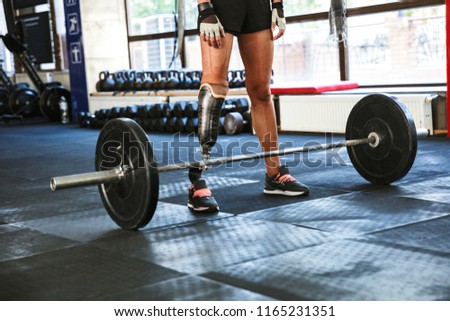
[187,202,219,213]
[264,189,308,196]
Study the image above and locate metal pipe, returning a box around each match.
[50,137,371,190]
[51,128,429,189]
[50,168,123,191]
[158,137,371,172]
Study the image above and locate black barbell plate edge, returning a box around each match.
[39,86,71,121]
[95,118,159,230]
[345,93,418,185]
[8,88,38,117]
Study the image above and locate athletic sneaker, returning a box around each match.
[187,179,219,213]
[264,165,310,196]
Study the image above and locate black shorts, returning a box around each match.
[211,0,272,36]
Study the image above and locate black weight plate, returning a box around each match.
[8,88,39,116]
[95,118,159,230]
[346,94,418,185]
[0,88,9,115]
[39,86,71,121]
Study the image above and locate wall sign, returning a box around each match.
[63,0,89,119]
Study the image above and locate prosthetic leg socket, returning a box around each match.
[197,84,226,159]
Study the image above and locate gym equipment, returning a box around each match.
[0,62,39,117]
[141,72,154,91]
[113,71,125,91]
[221,98,250,117]
[50,94,427,230]
[162,103,174,118]
[0,87,9,115]
[166,70,180,90]
[185,118,199,133]
[173,101,187,118]
[178,71,193,89]
[173,117,188,133]
[96,71,115,92]
[185,101,198,118]
[131,71,143,91]
[1,33,71,121]
[224,111,252,135]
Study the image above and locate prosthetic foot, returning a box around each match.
[197,83,227,159]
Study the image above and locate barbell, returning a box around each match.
[50,94,428,230]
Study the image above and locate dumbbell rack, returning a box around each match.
[89,88,248,113]
[81,95,252,136]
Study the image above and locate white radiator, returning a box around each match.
[278,94,434,134]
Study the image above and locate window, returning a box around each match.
[274,20,340,83]
[0,0,14,73]
[127,0,178,36]
[126,0,446,86]
[348,6,446,85]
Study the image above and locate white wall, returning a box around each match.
[80,0,130,97]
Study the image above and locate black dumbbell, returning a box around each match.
[224,111,252,135]
[185,101,198,118]
[147,118,157,132]
[162,103,174,118]
[173,117,188,133]
[80,112,94,128]
[87,113,97,129]
[221,99,237,117]
[137,105,152,119]
[185,118,198,133]
[165,117,176,132]
[218,116,225,135]
[125,105,138,118]
[150,103,163,118]
[110,107,122,119]
[154,117,167,132]
[242,111,252,133]
[233,98,250,113]
[95,109,107,120]
[173,101,187,118]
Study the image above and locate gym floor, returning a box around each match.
[1,118,450,301]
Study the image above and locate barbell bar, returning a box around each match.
[51,136,372,191]
[50,94,428,230]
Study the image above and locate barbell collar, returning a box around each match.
[50,167,124,191]
[416,127,429,139]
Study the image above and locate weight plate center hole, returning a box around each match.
[368,132,381,148]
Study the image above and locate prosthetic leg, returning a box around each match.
[187,83,227,212]
[189,83,227,183]
[198,83,227,158]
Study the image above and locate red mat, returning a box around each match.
[270,81,359,95]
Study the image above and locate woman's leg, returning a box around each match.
[201,33,234,88]
[187,32,235,213]
[197,33,234,158]
[237,29,280,176]
[238,29,309,196]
